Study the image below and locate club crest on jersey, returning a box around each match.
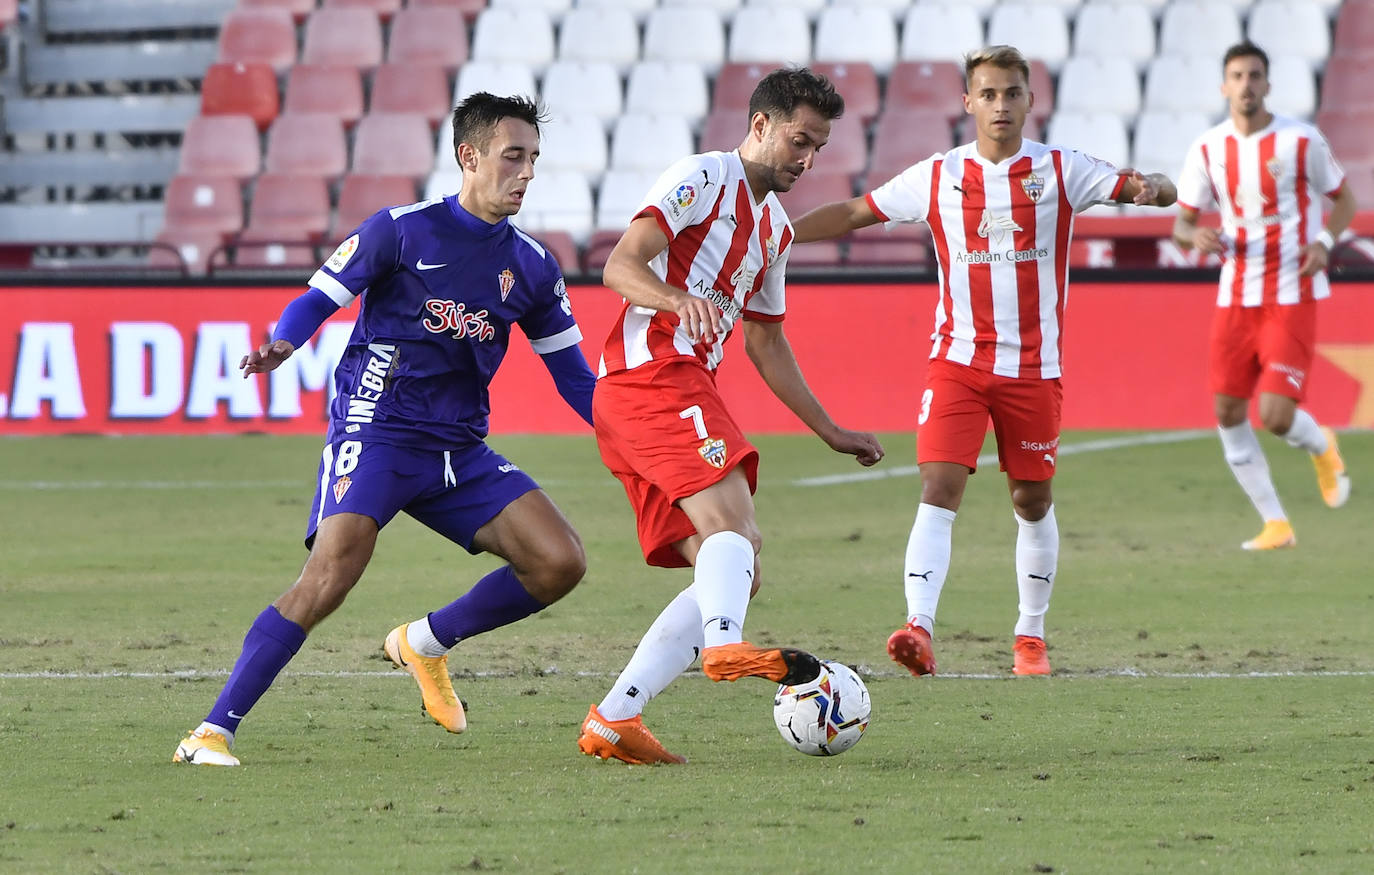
[1021,173,1045,203]
[422,299,496,341]
[498,268,515,301]
[977,209,1022,244]
[332,475,352,503]
[325,234,359,273]
[1266,156,1283,180]
[698,437,727,469]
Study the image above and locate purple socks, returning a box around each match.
[206,606,307,734]
[426,565,545,647]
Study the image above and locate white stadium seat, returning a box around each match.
[1046,110,1129,167]
[660,0,741,18]
[814,5,898,75]
[1247,1,1330,70]
[536,113,609,185]
[572,0,657,23]
[540,61,624,129]
[1072,2,1156,69]
[425,169,462,201]
[453,61,538,104]
[1143,55,1226,117]
[727,5,811,66]
[1130,110,1212,175]
[1056,56,1141,119]
[1158,1,1242,62]
[487,0,573,23]
[987,3,1070,73]
[744,0,825,19]
[609,113,694,172]
[516,170,594,243]
[1265,54,1316,120]
[624,61,710,128]
[898,3,985,65]
[556,6,640,73]
[643,6,726,74]
[596,169,661,231]
[471,8,556,74]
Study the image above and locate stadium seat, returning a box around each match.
[387,5,469,72]
[1028,60,1055,126]
[523,230,581,275]
[583,228,623,270]
[712,63,783,117]
[353,113,436,178]
[1318,57,1372,116]
[537,113,609,184]
[200,62,279,132]
[698,109,742,155]
[335,175,419,234]
[409,0,487,21]
[488,0,573,22]
[301,7,385,71]
[162,174,244,238]
[643,6,726,74]
[284,64,366,129]
[238,0,316,25]
[1316,110,1374,165]
[178,115,261,181]
[149,228,223,275]
[1130,110,1212,176]
[596,169,661,231]
[1247,1,1330,70]
[1266,54,1316,120]
[609,114,694,172]
[1056,56,1141,120]
[515,170,594,243]
[810,62,880,125]
[728,5,809,67]
[625,62,710,129]
[434,114,457,171]
[1072,2,1156,70]
[845,223,930,268]
[884,61,965,124]
[322,0,402,22]
[233,228,319,270]
[555,6,640,72]
[370,64,451,127]
[660,0,741,17]
[247,173,332,240]
[264,113,349,179]
[1158,1,1242,62]
[745,0,824,18]
[773,172,852,222]
[987,3,1069,73]
[1046,111,1130,167]
[1332,1,1374,57]
[454,61,538,105]
[866,111,955,186]
[1144,56,1226,117]
[898,3,984,65]
[1339,159,1374,208]
[471,7,556,73]
[813,5,897,75]
[425,169,463,200]
[216,7,297,73]
[540,62,624,129]
[812,114,867,179]
[784,239,843,267]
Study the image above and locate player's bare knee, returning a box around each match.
[519,539,586,603]
[1259,407,1294,436]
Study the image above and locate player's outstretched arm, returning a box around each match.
[790,196,883,244]
[741,319,884,467]
[1114,170,1177,207]
[241,287,341,377]
[603,216,721,344]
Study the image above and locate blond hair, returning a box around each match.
[963,45,1031,90]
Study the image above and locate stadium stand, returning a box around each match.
[814,6,898,75]
[264,113,349,179]
[216,7,297,72]
[898,3,985,65]
[540,61,625,129]
[642,5,725,73]
[335,175,420,236]
[283,65,366,128]
[179,115,261,181]
[162,174,243,240]
[387,5,469,72]
[323,0,404,23]
[811,62,880,124]
[301,7,384,70]
[200,62,280,132]
[246,173,332,241]
[987,3,1070,73]
[625,61,710,129]
[727,5,811,66]
[239,0,316,24]
[352,113,436,178]
[1072,2,1157,70]
[370,64,451,127]
[470,7,555,72]
[556,6,640,72]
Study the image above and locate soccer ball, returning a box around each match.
[772,660,871,756]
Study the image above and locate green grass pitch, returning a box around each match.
[1,430,1371,873]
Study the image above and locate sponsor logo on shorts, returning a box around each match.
[332,475,352,503]
[1269,362,1305,391]
[1020,438,1059,453]
[497,462,519,473]
[498,268,516,301]
[698,436,727,469]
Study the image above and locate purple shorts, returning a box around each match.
[305,438,539,552]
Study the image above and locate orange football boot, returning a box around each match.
[1012,635,1051,676]
[577,705,686,765]
[887,622,937,677]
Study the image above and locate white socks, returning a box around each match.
[1014,506,1059,640]
[692,531,755,649]
[597,587,705,721]
[1218,422,1286,522]
[1282,408,1328,455]
[406,616,448,658]
[903,503,957,632]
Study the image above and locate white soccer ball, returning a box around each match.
[773,659,871,756]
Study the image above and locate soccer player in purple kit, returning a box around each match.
[173,93,596,766]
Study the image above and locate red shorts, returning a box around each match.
[1209,301,1316,402]
[916,358,1063,481]
[593,358,759,568]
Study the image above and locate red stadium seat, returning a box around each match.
[885,61,965,124]
[698,110,739,154]
[810,62,880,124]
[525,230,582,275]
[148,228,224,275]
[0,0,17,30]
[216,8,297,73]
[352,113,435,178]
[1318,56,1374,115]
[284,64,365,128]
[774,172,853,222]
[162,175,244,238]
[302,7,384,71]
[1333,1,1374,57]
[370,64,451,127]
[200,62,280,132]
[1316,109,1374,165]
[1028,59,1054,125]
[1339,159,1374,207]
[232,228,319,270]
[785,241,843,267]
[178,115,262,180]
[248,173,332,240]
[866,111,955,187]
[387,6,469,72]
[845,223,930,268]
[264,113,349,178]
[238,0,316,24]
[582,229,623,272]
[712,62,785,116]
[323,0,402,24]
[335,174,419,235]
[408,0,487,23]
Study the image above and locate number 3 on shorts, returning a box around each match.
[679,404,707,439]
[918,389,934,426]
[334,440,362,476]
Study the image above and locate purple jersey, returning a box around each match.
[307,196,583,450]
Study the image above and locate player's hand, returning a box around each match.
[240,339,296,377]
[1126,170,1159,206]
[1298,241,1329,277]
[1192,226,1224,255]
[675,294,721,345]
[827,428,885,467]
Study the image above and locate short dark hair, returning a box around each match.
[747,67,845,122]
[451,92,548,159]
[1222,41,1269,75]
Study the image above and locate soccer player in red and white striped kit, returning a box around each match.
[1173,41,1355,552]
[792,45,1177,677]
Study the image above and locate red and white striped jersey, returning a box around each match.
[1177,114,1345,307]
[599,150,792,377]
[867,140,1124,379]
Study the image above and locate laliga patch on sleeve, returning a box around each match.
[661,181,697,221]
[325,234,360,273]
[553,277,572,315]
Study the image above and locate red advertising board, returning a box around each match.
[1,283,1371,435]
